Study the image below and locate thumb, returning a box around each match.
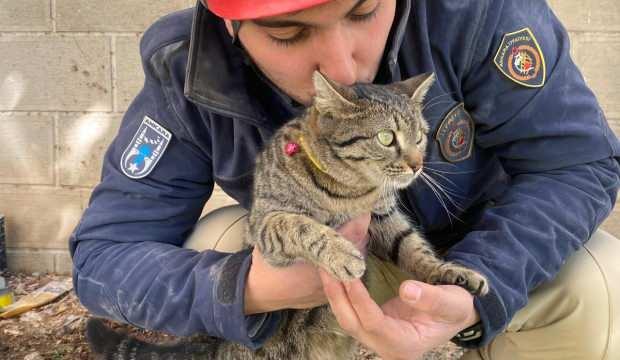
[399,280,474,323]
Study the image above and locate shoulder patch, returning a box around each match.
[493,27,546,88]
[436,103,475,163]
[120,116,172,179]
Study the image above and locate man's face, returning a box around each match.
[226,0,397,106]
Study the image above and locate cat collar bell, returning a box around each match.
[284,142,300,156]
[283,138,327,173]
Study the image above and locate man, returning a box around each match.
[70,0,620,359]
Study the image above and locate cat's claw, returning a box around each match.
[319,237,366,281]
[428,263,489,296]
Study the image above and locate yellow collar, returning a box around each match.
[298,136,327,173]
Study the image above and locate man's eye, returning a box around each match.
[348,3,379,23]
[268,28,310,47]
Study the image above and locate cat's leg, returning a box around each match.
[369,209,489,296]
[252,211,366,281]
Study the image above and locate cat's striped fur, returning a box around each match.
[87,72,488,359]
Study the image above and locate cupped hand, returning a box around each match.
[319,271,480,360]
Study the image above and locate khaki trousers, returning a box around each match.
[185,205,619,360]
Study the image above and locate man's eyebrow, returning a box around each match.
[252,0,368,28]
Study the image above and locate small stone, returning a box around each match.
[24,352,44,360]
[4,327,22,336]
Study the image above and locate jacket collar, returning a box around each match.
[184,0,412,128]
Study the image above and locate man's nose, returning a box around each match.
[316,25,357,86]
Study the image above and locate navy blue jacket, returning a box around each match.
[70,0,620,349]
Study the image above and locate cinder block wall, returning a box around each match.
[0,1,618,274]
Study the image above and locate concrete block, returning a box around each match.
[115,35,144,112]
[55,251,73,275]
[6,249,55,274]
[0,35,111,111]
[549,0,620,32]
[0,114,54,185]
[572,33,620,118]
[0,189,85,249]
[0,0,52,31]
[55,0,191,32]
[58,114,122,187]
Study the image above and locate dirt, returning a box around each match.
[0,271,466,360]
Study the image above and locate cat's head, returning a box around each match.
[310,71,434,189]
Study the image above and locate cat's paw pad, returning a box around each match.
[321,237,366,281]
[429,264,489,296]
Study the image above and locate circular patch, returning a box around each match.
[507,45,542,82]
[435,103,475,163]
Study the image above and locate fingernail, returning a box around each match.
[403,283,421,301]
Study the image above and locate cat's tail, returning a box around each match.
[86,317,220,360]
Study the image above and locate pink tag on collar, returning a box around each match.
[284,142,300,156]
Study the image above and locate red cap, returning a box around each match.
[202,0,334,20]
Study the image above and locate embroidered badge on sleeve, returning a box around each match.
[436,103,475,163]
[493,27,546,88]
[120,116,172,179]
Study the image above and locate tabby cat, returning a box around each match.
[86,71,489,360]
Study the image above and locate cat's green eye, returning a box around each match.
[416,130,424,144]
[377,130,395,146]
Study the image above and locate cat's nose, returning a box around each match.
[404,152,423,172]
[409,162,423,173]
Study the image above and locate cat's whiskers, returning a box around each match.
[421,92,458,112]
[423,168,460,189]
[419,172,465,226]
[424,165,480,175]
[422,170,472,203]
[422,99,457,113]
[424,161,459,168]
[422,172,466,211]
[392,177,413,220]
[419,173,456,226]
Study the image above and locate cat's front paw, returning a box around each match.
[318,236,366,281]
[428,263,489,296]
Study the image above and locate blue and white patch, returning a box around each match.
[120,116,172,179]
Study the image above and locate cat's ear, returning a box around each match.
[312,71,358,115]
[388,72,435,104]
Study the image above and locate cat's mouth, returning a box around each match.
[388,167,423,189]
[389,173,414,188]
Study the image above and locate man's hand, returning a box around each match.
[320,271,480,360]
[244,213,371,314]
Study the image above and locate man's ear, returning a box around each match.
[312,71,358,115]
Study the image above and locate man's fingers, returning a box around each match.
[319,270,361,334]
[399,280,472,322]
[344,279,385,333]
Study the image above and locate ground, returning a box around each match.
[0,272,466,360]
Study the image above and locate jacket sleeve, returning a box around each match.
[69,29,280,349]
[442,0,620,347]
